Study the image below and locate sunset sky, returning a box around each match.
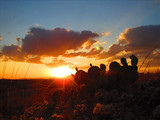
[0,0,160,79]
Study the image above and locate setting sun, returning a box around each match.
[51,66,76,78]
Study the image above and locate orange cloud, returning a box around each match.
[64,47,103,58]
[26,56,42,64]
[83,39,97,49]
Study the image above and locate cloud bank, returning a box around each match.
[22,27,99,56]
[118,25,160,51]
[99,25,160,60]
[1,27,101,65]
[1,25,160,69]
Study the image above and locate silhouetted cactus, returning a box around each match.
[88,64,100,80]
[74,68,89,85]
[87,64,101,93]
[120,55,139,87]
[100,64,106,71]
[120,57,133,88]
[100,64,106,76]
[121,57,128,66]
[107,62,122,90]
[99,64,108,89]
[109,61,121,72]
[130,55,138,83]
[130,54,138,66]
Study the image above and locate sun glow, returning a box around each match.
[51,66,76,78]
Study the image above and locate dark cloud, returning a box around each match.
[98,44,123,59]
[2,44,26,61]
[99,25,160,59]
[22,27,99,56]
[118,25,160,51]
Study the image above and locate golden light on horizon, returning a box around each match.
[51,66,76,78]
